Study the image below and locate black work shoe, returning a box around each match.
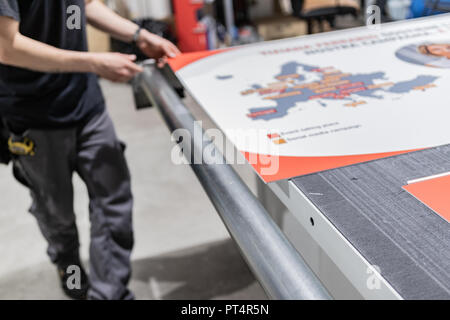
[57,261,89,300]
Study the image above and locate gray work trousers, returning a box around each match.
[12,109,134,300]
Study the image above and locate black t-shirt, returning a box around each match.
[0,0,105,129]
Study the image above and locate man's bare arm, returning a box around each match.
[85,0,180,61]
[0,16,92,73]
[0,16,142,82]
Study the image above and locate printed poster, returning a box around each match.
[169,15,450,183]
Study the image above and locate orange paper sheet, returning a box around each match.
[403,174,450,223]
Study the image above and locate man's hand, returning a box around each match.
[137,30,181,67]
[85,1,181,67]
[88,52,143,83]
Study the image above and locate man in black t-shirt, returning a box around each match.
[0,0,180,300]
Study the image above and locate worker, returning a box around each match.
[0,0,180,300]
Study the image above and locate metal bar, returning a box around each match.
[136,64,332,300]
[223,0,235,45]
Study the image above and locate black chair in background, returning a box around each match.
[290,0,359,34]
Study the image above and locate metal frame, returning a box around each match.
[268,180,403,299]
[135,64,332,300]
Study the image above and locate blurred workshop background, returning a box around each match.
[1,0,449,300]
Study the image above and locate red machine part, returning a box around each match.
[173,0,208,52]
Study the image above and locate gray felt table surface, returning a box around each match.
[293,144,450,299]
